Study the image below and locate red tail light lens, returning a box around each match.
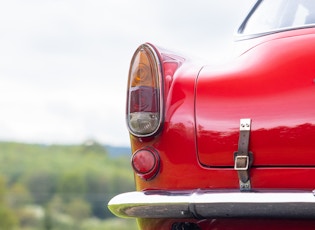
[127,44,163,137]
[131,147,160,180]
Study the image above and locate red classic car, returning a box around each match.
[108,0,315,229]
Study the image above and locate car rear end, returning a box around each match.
[108,1,315,229]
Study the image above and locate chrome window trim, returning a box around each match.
[235,24,315,41]
[236,0,315,41]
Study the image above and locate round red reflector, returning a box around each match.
[131,148,160,180]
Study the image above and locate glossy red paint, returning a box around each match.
[126,28,315,229]
[113,1,315,228]
[196,30,315,167]
[132,28,315,192]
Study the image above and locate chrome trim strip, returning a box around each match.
[108,190,315,219]
[235,25,315,41]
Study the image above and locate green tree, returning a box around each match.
[66,198,91,220]
[0,206,18,230]
[0,176,18,229]
[66,198,91,229]
[58,171,87,202]
[27,171,57,205]
[8,182,32,208]
[0,141,134,225]
[80,140,107,154]
[43,206,53,230]
[85,170,113,219]
[48,195,65,214]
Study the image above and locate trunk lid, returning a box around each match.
[195,35,315,168]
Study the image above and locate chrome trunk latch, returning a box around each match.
[234,118,253,191]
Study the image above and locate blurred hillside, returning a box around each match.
[0,141,137,230]
[105,145,131,158]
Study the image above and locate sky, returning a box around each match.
[0,0,256,146]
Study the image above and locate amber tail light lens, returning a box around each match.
[127,44,163,137]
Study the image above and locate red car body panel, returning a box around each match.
[196,29,315,167]
[133,28,315,192]
[126,29,315,228]
[109,1,315,229]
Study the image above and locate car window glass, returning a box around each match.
[293,4,308,26]
[242,0,315,35]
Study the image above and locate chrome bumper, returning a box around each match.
[108,190,315,219]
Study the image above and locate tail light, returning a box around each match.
[131,147,160,180]
[127,44,163,137]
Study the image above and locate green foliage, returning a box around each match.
[0,205,18,229]
[68,198,91,221]
[58,171,87,202]
[0,176,18,229]
[27,171,57,205]
[90,218,138,230]
[0,141,137,230]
